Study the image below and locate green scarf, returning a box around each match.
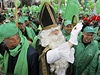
[2,35,29,75]
[0,54,3,67]
[26,26,37,48]
[26,26,36,40]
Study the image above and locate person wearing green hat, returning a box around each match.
[84,27,100,75]
[72,25,99,75]
[9,14,15,23]
[0,23,39,75]
[28,13,39,34]
[28,12,33,22]
[62,20,72,41]
[18,18,37,48]
[25,19,39,35]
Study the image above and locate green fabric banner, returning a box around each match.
[64,0,79,21]
[96,0,100,14]
[84,0,88,10]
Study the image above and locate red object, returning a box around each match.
[96,16,100,22]
[83,17,89,21]
[82,16,89,22]
[90,15,97,21]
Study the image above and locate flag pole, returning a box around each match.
[58,0,61,15]
[15,0,18,28]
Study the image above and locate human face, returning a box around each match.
[82,32,94,43]
[10,16,14,22]
[50,29,59,35]
[18,23,25,31]
[24,20,29,26]
[2,37,16,49]
[64,24,72,33]
[48,29,65,49]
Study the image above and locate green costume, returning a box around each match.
[25,26,37,48]
[0,23,29,75]
[96,51,100,75]
[83,50,100,75]
[94,27,99,34]
[19,26,36,48]
[31,22,38,32]
[2,35,29,75]
[18,18,36,48]
[62,20,71,41]
[73,35,99,75]
[25,26,36,40]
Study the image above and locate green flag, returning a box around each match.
[64,0,79,21]
[84,0,88,10]
[96,0,100,14]
[41,0,50,6]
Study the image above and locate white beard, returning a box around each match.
[48,30,66,49]
[38,26,66,48]
[50,58,69,75]
[38,26,69,75]
[49,32,69,75]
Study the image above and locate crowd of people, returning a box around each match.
[0,2,100,75]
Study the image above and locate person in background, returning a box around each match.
[62,20,72,41]
[56,13,63,24]
[28,12,33,22]
[9,14,15,23]
[28,13,39,35]
[18,18,36,47]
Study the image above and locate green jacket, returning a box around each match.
[73,36,99,75]
[94,33,100,49]
[94,27,99,34]
[83,50,100,75]
[19,26,36,48]
[96,51,100,75]
[25,26,36,40]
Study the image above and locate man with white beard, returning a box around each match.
[36,23,83,75]
[36,2,83,75]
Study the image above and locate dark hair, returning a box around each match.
[81,23,93,32]
[0,14,6,23]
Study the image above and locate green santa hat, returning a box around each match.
[83,26,94,33]
[0,23,19,43]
